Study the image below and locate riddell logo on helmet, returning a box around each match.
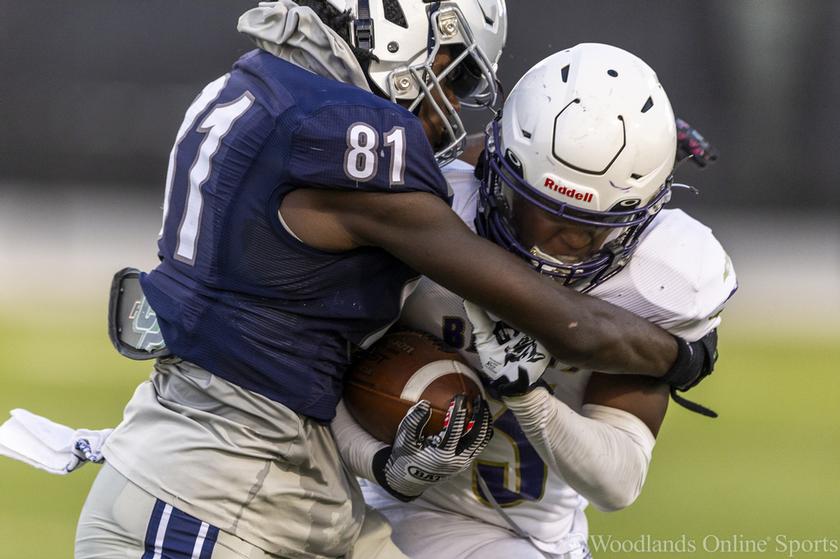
[543,178,594,203]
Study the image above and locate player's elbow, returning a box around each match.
[589,483,643,513]
[579,447,649,512]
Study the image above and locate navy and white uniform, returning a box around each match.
[144,48,448,422]
[362,160,738,558]
[93,49,448,559]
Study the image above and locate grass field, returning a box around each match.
[1,302,838,558]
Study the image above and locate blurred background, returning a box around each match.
[1,1,838,557]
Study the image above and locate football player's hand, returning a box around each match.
[464,301,551,397]
[660,329,720,418]
[660,330,719,393]
[676,117,719,168]
[372,395,492,501]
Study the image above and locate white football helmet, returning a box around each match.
[327,0,507,164]
[477,43,677,288]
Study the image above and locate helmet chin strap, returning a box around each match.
[353,0,374,51]
[529,245,578,271]
[528,246,591,286]
[528,243,625,291]
[352,0,386,95]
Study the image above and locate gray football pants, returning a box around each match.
[75,463,408,559]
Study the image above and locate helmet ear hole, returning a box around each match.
[504,149,524,177]
[612,199,642,211]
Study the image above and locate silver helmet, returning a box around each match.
[328,0,508,164]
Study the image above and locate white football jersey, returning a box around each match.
[393,160,738,545]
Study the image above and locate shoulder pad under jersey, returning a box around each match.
[590,209,737,341]
[287,98,450,202]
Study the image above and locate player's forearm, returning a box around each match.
[342,191,678,376]
[516,282,678,376]
[447,257,678,376]
[330,400,387,482]
[504,389,655,512]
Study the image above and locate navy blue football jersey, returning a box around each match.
[142,49,451,421]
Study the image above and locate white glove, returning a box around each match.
[372,395,492,501]
[0,409,112,475]
[464,301,552,396]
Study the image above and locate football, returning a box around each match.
[344,330,485,444]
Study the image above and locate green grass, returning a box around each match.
[1,305,838,558]
[0,303,150,557]
[587,328,840,558]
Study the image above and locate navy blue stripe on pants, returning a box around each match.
[142,499,220,559]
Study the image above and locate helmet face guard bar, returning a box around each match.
[384,4,501,165]
[477,119,671,287]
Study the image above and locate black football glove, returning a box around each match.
[660,329,720,417]
[372,395,493,501]
[486,366,554,399]
[676,117,719,168]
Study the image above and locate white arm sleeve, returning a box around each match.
[330,400,388,482]
[504,388,656,512]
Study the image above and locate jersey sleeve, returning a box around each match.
[442,159,481,231]
[590,209,738,341]
[287,103,452,203]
